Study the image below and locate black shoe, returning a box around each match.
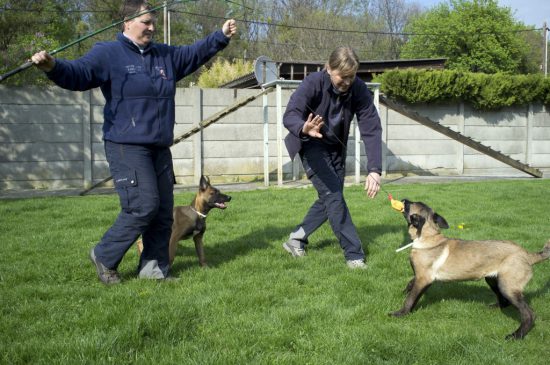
[89,248,121,285]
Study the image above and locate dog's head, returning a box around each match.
[199,175,231,210]
[402,199,449,240]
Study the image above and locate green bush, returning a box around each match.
[197,58,253,88]
[374,69,550,110]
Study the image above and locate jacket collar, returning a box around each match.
[117,32,153,54]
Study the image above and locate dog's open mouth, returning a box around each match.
[215,202,228,209]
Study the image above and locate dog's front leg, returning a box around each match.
[404,278,415,294]
[193,233,207,267]
[391,276,432,317]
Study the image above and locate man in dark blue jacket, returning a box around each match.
[282,47,382,269]
[31,0,237,284]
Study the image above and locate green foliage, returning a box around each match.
[375,69,550,110]
[1,0,545,87]
[0,0,84,86]
[401,0,540,74]
[197,57,253,88]
[1,180,550,363]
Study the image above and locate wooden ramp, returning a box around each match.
[380,95,543,178]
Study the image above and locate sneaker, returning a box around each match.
[347,259,367,269]
[283,241,306,257]
[89,248,121,285]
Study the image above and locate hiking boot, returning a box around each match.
[283,241,306,257]
[346,259,367,269]
[89,248,121,285]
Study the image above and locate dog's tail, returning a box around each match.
[528,240,550,265]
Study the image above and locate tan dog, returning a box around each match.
[392,199,550,340]
[137,175,231,267]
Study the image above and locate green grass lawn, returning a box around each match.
[1,179,550,364]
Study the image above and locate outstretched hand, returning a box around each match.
[30,50,55,72]
[302,113,324,138]
[222,19,237,38]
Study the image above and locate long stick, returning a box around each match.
[79,87,275,195]
[0,0,184,82]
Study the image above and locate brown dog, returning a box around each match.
[392,199,550,340]
[137,175,231,267]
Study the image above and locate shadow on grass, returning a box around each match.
[275,221,408,256]
[170,224,295,274]
[392,277,550,330]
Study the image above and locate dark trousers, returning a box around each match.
[289,142,365,261]
[93,141,174,278]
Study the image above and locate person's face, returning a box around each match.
[124,7,156,46]
[327,67,356,93]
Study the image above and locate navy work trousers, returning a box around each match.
[93,141,174,278]
[289,141,365,261]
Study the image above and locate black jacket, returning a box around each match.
[283,70,383,174]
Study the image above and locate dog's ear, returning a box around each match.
[433,213,449,229]
[199,175,210,191]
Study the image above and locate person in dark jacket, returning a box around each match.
[282,47,382,269]
[31,0,237,284]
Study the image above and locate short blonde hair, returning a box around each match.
[326,47,359,76]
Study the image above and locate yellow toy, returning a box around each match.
[388,194,404,212]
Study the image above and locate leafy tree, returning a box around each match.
[0,0,84,85]
[400,0,540,74]
[372,0,422,59]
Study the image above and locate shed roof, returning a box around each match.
[221,58,447,89]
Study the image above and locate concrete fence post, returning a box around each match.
[263,91,269,186]
[276,84,283,186]
[193,88,203,183]
[457,102,465,174]
[526,103,534,165]
[82,90,93,189]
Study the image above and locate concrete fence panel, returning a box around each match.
[0,85,548,190]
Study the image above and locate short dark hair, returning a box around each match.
[120,0,156,31]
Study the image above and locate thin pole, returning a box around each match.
[168,10,172,45]
[163,1,168,44]
[544,22,548,77]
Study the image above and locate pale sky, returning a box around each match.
[414,0,550,28]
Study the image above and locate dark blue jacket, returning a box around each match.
[46,31,230,146]
[283,70,383,174]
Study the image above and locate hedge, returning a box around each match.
[373,70,550,110]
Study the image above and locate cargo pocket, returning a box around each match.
[114,170,140,214]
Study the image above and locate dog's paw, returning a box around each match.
[389,309,408,317]
[505,332,525,341]
[488,301,511,309]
